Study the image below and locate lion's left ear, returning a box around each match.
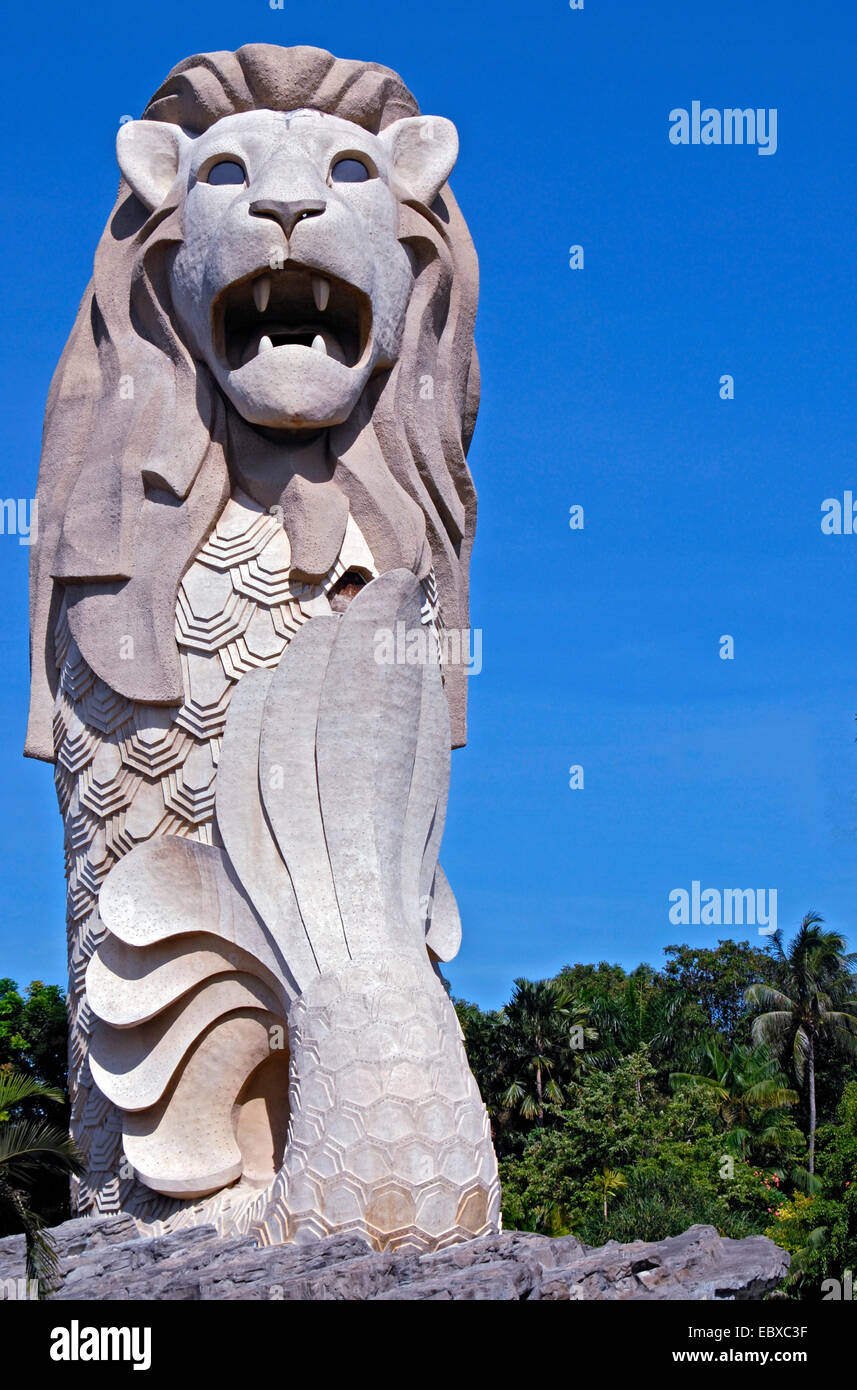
[379,116,459,205]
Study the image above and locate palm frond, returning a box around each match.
[0,1119,85,1182]
[0,1073,65,1113]
[746,984,794,1014]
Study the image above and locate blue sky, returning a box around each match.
[1,0,855,1008]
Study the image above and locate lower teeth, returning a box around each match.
[238,328,345,366]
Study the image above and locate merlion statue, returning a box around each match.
[25,43,500,1251]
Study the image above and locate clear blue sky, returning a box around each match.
[2,0,855,1009]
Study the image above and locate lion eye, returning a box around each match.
[205,160,246,186]
[331,157,371,183]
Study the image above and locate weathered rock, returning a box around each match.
[0,1218,788,1301]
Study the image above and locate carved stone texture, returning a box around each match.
[27,44,491,1249]
[246,953,499,1252]
[48,499,403,1225]
[0,1218,790,1302]
[84,572,499,1247]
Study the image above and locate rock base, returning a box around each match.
[0,1215,789,1300]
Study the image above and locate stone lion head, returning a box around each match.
[27,44,479,760]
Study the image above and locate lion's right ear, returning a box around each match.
[116,120,188,211]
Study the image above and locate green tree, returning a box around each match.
[557,961,629,1002]
[458,941,856,1292]
[663,940,774,1047]
[498,978,597,1125]
[765,1081,857,1297]
[591,967,682,1091]
[670,1037,799,1161]
[0,979,68,1092]
[499,1050,781,1243]
[0,1071,84,1292]
[0,978,71,1226]
[594,1166,626,1221]
[746,915,857,1172]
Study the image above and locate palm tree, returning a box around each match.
[499,978,597,1124]
[591,969,682,1099]
[670,1036,799,1159]
[745,914,857,1173]
[594,1167,627,1221]
[0,1070,84,1291]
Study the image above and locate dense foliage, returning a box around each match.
[0,1070,83,1290]
[455,923,857,1300]
[0,978,68,1093]
[0,978,73,1233]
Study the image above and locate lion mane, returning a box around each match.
[26,43,479,761]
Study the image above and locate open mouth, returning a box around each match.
[213,265,372,371]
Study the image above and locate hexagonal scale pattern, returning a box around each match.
[243,953,500,1253]
[176,565,253,652]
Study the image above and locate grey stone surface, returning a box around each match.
[0,1218,789,1302]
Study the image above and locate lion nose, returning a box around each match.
[249,198,326,237]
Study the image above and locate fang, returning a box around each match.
[253,276,271,313]
[312,276,330,312]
